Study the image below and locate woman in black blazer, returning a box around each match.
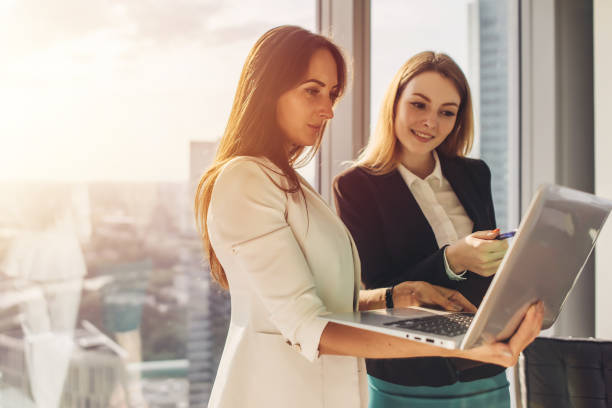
[334,52,511,407]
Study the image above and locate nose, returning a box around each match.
[319,99,334,120]
[423,111,438,129]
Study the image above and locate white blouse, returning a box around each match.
[397,151,474,279]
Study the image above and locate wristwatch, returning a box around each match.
[385,285,395,309]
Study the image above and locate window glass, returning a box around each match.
[371,0,515,230]
[0,2,314,406]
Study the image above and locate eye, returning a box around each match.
[410,102,426,109]
[305,88,320,96]
[441,110,457,117]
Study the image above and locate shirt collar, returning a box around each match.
[397,150,443,188]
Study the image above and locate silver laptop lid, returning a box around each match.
[463,184,612,348]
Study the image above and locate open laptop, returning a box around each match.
[323,184,612,350]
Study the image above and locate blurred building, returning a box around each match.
[477,0,511,231]
[187,141,230,407]
[0,329,124,408]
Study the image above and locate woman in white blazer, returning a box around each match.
[194,25,543,408]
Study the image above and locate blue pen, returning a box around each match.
[495,229,517,240]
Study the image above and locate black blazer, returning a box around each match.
[333,153,505,386]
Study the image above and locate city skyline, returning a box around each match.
[0,0,473,183]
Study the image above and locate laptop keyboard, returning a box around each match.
[383,313,475,337]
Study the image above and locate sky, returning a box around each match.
[0,0,474,182]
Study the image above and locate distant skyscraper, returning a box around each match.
[478,0,510,231]
[187,140,229,407]
[0,329,125,408]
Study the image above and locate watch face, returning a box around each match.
[385,287,394,309]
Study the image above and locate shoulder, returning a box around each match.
[443,155,491,179]
[218,156,282,181]
[334,165,368,186]
[334,166,374,201]
[333,165,392,191]
[464,157,490,175]
[211,156,288,207]
[215,156,287,192]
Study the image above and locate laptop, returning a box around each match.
[323,184,612,350]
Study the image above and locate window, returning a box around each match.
[0,2,315,406]
[371,0,519,231]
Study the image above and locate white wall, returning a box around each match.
[595,0,612,339]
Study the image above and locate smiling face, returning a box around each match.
[276,48,339,149]
[394,71,461,163]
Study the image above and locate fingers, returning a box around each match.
[507,302,544,356]
[434,286,477,313]
[467,234,508,255]
[462,240,508,276]
[446,292,477,313]
[471,229,500,240]
[472,259,503,277]
[460,343,515,368]
[476,240,508,255]
[460,303,544,367]
[412,282,462,312]
[433,292,464,312]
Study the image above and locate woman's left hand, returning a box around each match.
[392,281,477,312]
[459,301,544,367]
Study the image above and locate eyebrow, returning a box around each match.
[300,78,339,89]
[412,92,459,108]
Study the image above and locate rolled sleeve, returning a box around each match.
[208,158,329,362]
[443,246,467,281]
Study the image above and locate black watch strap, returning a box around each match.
[385,285,395,309]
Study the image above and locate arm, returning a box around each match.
[444,160,508,277]
[210,159,542,366]
[333,171,454,289]
[389,249,452,288]
[320,321,457,359]
[208,159,328,362]
[320,302,544,367]
[358,281,476,312]
[476,159,497,228]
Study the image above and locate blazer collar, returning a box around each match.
[384,167,438,245]
[438,153,483,230]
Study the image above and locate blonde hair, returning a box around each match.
[357,51,474,174]
[194,26,347,289]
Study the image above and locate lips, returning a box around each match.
[411,129,434,143]
[308,124,322,133]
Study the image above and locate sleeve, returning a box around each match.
[473,160,497,228]
[443,246,467,281]
[333,170,458,290]
[207,159,328,362]
[333,171,391,289]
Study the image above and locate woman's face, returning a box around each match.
[394,71,461,160]
[276,48,339,148]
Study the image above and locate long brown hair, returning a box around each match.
[357,51,474,174]
[194,26,347,289]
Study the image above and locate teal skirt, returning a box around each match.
[367,372,510,408]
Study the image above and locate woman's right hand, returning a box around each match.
[392,281,477,313]
[445,229,509,277]
[457,301,544,367]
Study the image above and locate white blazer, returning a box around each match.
[207,156,368,408]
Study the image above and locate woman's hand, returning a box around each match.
[446,229,509,277]
[393,281,477,313]
[457,301,544,367]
